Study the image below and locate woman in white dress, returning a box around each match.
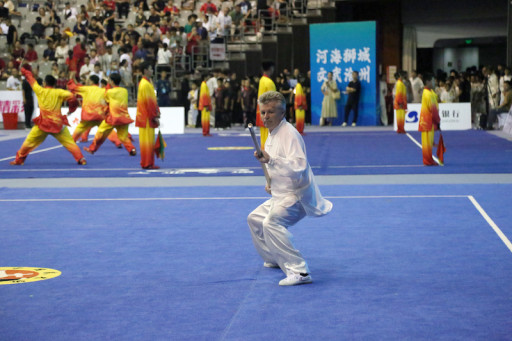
[320,72,338,126]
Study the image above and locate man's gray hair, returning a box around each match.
[258,91,286,112]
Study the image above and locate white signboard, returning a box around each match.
[0,91,25,122]
[209,43,226,61]
[34,107,185,135]
[393,103,471,131]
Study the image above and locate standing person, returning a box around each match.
[10,67,86,166]
[241,77,257,128]
[198,74,212,136]
[187,81,198,128]
[257,61,276,147]
[343,71,361,127]
[410,70,424,103]
[294,75,307,134]
[83,73,136,155]
[320,71,338,126]
[247,91,332,286]
[214,78,229,129]
[67,75,107,142]
[419,73,441,166]
[156,70,172,107]
[136,62,160,169]
[394,71,407,134]
[22,66,35,129]
[379,73,388,125]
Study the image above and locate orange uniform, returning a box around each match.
[85,86,135,154]
[419,87,441,166]
[294,82,307,135]
[10,68,85,165]
[256,74,276,147]
[67,80,107,141]
[136,77,160,169]
[394,79,407,134]
[198,81,212,136]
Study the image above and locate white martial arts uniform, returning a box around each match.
[247,119,333,276]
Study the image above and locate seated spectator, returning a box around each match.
[12,41,24,65]
[163,0,180,16]
[79,55,93,80]
[87,17,105,43]
[89,48,100,66]
[134,0,150,12]
[4,0,20,17]
[79,5,89,20]
[104,0,116,12]
[116,0,130,19]
[184,14,197,34]
[90,62,104,82]
[47,26,62,43]
[73,14,88,37]
[56,70,68,89]
[55,39,69,70]
[6,67,21,90]
[119,59,133,87]
[31,17,46,39]
[51,62,59,78]
[200,0,218,15]
[135,8,147,28]
[229,5,244,38]
[0,1,9,19]
[440,81,455,103]
[63,2,78,20]
[48,9,62,28]
[147,7,161,25]
[38,7,50,26]
[24,44,38,62]
[5,17,17,50]
[126,24,141,42]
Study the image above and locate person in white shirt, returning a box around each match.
[89,62,104,83]
[379,73,388,125]
[248,91,333,286]
[79,55,94,81]
[119,47,132,73]
[215,6,232,41]
[206,71,218,126]
[410,70,424,103]
[6,68,21,90]
[187,81,199,127]
[63,2,78,20]
[157,42,172,65]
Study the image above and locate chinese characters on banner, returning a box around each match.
[0,91,25,122]
[309,22,377,125]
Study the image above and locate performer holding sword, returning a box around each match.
[247,91,333,286]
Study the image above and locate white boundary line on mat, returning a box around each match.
[406,132,441,165]
[0,145,63,162]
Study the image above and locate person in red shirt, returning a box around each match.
[163,0,180,15]
[103,0,116,11]
[199,0,217,15]
[24,44,38,62]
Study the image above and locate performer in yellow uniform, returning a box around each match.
[67,75,107,142]
[198,74,212,136]
[136,62,160,169]
[83,73,136,155]
[419,73,441,166]
[394,71,407,134]
[10,67,86,165]
[257,61,276,147]
[294,77,307,135]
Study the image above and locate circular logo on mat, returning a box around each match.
[0,267,61,285]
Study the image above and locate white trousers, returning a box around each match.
[247,199,309,275]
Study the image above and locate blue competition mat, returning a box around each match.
[0,130,511,178]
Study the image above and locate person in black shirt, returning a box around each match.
[343,70,361,126]
[0,1,9,19]
[43,41,56,61]
[31,17,46,39]
[214,78,230,128]
[21,67,34,128]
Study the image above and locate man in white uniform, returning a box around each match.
[247,91,333,286]
[410,70,424,104]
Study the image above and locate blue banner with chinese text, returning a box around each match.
[309,21,377,125]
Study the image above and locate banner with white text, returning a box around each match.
[310,21,377,125]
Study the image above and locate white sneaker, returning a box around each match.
[263,262,279,268]
[342,122,347,127]
[351,122,356,127]
[279,273,312,286]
